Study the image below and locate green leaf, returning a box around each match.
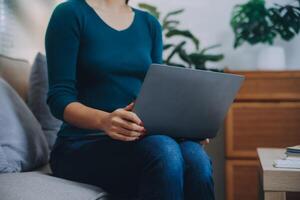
[230,0,276,48]
[163,44,173,50]
[164,61,186,68]
[203,54,224,62]
[163,20,180,30]
[165,41,186,63]
[200,44,222,54]
[138,3,160,19]
[162,9,184,24]
[190,53,224,62]
[165,9,184,18]
[269,4,300,41]
[189,53,224,69]
[178,48,193,67]
[165,29,200,49]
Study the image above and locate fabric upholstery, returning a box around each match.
[0,171,109,200]
[0,78,49,173]
[0,55,31,101]
[28,53,62,149]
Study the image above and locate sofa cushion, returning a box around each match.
[0,55,31,101]
[28,53,62,149]
[0,78,49,173]
[0,171,109,200]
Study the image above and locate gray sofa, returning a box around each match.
[0,166,108,200]
[0,55,111,200]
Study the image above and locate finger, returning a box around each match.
[114,118,145,132]
[115,126,143,137]
[111,117,144,132]
[124,102,135,111]
[109,132,138,142]
[119,110,142,125]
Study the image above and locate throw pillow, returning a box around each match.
[28,53,62,150]
[0,78,49,173]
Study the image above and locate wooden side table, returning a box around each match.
[257,148,300,200]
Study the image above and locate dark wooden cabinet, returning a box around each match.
[226,160,259,200]
[225,71,300,200]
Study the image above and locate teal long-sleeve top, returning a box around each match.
[45,0,163,137]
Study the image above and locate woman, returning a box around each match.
[45,0,214,199]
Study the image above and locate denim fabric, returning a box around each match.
[50,134,214,200]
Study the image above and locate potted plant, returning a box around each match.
[138,3,224,71]
[230,0,300,70]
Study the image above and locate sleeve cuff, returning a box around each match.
[47,95,77,122]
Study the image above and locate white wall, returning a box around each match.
[0,0,54,63]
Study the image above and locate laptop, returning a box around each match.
[132,64,244,140]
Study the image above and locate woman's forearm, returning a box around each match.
[63,101,146,141]
[63,102,109,131]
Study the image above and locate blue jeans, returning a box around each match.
[50,134,214,200]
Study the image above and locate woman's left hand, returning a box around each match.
[200,138,210,146]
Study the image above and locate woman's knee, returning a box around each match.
[180,141,213,182]
[138,135,184,175]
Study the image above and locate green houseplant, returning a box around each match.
[138,3,224,70]
[230,0,300,70]
[231,0,300,48]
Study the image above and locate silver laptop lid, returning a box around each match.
[133,64,244,139]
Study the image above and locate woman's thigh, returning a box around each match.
[50,134,142,196]
[50,134,183,197]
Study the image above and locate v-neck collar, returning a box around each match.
[83,0,137,33]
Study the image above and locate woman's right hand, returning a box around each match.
[101,102,146,141]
